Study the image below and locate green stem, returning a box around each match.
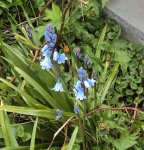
[94,83,96,108]
[78,115,86,150]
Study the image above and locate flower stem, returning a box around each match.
[94,83,96,108]
[78,114,86,150]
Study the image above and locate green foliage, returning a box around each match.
[43,3,62,30]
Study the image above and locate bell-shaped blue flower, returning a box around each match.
[51,79,64,92]
[57,53,68,64]
[73,80,86,100]
[78,67,85,79]
[74,104,80,114]
[56,108,62,120]
[53,51,68,64]
[49,42,55,48]
[73,88,86,100]
[41,45,51,57]
[53,51,59,61]
[40,57,53,71]
[84,78,95,88]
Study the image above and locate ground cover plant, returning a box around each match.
[0,0,144,149]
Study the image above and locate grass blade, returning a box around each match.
[67,126,78,150]
[0,102,18,147]
[95,24,107,58]
[30,117,38,150]
[0,105,74,119]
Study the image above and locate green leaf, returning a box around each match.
[115,50,130,64]
[6,0,12,3]
[14,66,60,109]
[136,87,143,94]
[22,133,31,142]
[43,3,62,30]
[0,2,7,9]
[126,90,134,96]
[17,125,24,138]
[130,82,137,90]
[30,117,38,150]
[67,126,78,150]
[0,77,45,109]
[95,24,107,58]
[0,105,74,119]
[115,50,130,74]
[0,109,18,147]
[113,132,138,150]
[101,0,108,8]
[100,62,119,102]
[35,25,46,39]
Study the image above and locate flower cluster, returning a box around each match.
[73,67,95,100]
[40,24,68,92]
[45,24,57,48]
[39,25,96,119]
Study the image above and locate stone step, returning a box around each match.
[104,0,144,45]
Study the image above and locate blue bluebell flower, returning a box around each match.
[53,51,59,61]
[56,108,62,120]
[51,79,64,92]
[45,24,57,48]
[74,104,80,114]
[78,67,85,79]
[84,55,90,65]
[41,45,51,57]
[84,78,95,88]
[40,57,53,70]
[73,80,86,100]
[74,47,81,58]
[74,80,82,91]
[49,42,55,48]
[57,53,68,64]
[73,88,86,100]
[53,51,68,64]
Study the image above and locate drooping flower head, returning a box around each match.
[57,53,68,64]
[40,57,53,71]
[74,104,80,114]
[73,80,86,100]
[41,44,51,57]
[51,79,64,92]
[53,51,68,64]
[53,51,59,61]
[56,108,62,120]
[84,78,95,88]
[74,47,81,58]
[78,67,85,79]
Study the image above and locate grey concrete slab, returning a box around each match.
[105,0,144,45]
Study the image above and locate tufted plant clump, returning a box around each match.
[1,0,144,150]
